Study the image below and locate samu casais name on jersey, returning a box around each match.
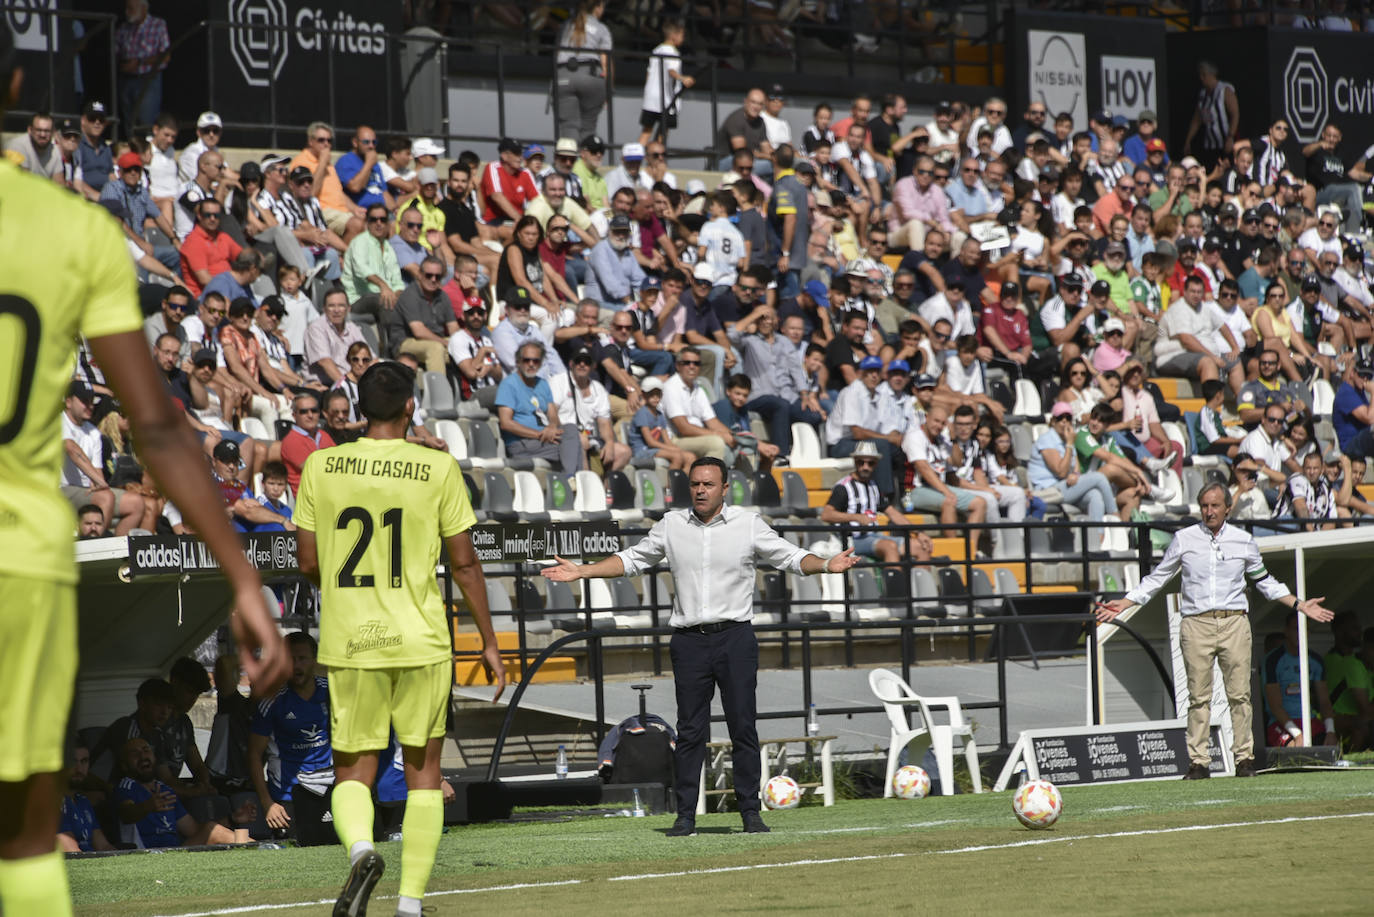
[319,454,433,482]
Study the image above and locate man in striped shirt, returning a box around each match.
[277,167,346,283]
[1183,61,1239,170]
[819,441,918,564]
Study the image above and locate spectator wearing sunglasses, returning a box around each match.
[178,111,223,182]
[143,286,194,358]
[342,203,406,319]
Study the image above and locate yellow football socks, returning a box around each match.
[330,780,375,863]
[397,789,444,901]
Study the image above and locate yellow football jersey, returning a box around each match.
[294,436,477,669]
[0,161,142,584]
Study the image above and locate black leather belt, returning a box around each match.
[564,60,602,74]
[675,619,747,635]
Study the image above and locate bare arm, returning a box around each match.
[91,331,288,694]
[446,531,507,700]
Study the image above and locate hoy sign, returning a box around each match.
[1101,55,1157,120]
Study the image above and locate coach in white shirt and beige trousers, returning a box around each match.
[1099,483,1332,779]
[543,456,859,835]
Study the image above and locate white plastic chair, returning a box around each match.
[868,667,983,797]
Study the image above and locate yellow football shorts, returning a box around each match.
[0,575,77,781]
[327,660,450,753]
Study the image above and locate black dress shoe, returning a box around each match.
[1182,763,1211,780]
[742,812,771,833]
[1234,758,1255,777]
[333,850,385,917]
[665,816,697,837]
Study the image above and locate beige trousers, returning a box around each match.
[673,434,727,461]
[399,338,449,374]
[1180,611,1254,766]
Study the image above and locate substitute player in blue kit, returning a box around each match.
[248,632,336,845]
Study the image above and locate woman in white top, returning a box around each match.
[1051,168,1085,233]
[1009,199,1054,302]
[1056,357,1103,423]
[555,0,612,142]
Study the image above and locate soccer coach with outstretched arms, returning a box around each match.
[1098,482,1332,779]
[542,456,859,836]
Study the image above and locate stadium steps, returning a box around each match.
[1171,397,1205,415]
[453,631,577,684]
[1150,377,1200,400]
[774,466,823,490]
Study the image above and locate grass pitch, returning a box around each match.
[71,770,1374,916]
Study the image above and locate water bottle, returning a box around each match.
[632,788,646,817]
[807,703,820,737]
[556,744,568,779]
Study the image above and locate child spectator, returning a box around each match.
[275,265,314,360]
[255,461,295,532]
[697,191,746,298]
[1197,379,1244,458]
[627,377,693,470]
[712,373,781,471]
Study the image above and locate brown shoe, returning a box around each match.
[1234,758,1255,777]
[1182,763,1211,780]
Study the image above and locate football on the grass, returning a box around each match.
[1013,779,1062,829]
[892,765,931,799]
[763,775,801,809]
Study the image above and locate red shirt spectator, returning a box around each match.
[280,397,336,493]
[979,298,1030,352]
[180,222,242,298]
[480,158,538,224]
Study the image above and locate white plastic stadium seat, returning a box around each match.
[868,667,983,798]
[789,422,850,470]
[1011,379,1042,418]
[1311,379,1334,418]
[240,416,271,441]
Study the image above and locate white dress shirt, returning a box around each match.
[825,378,890,445]
[616,506,810,627]
[1124,522,1290,616]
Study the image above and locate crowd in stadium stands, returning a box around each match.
[17,47,1374,546]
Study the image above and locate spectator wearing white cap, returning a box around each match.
[605,143,655,198]
[179,112,222,183]
[821,441,918,565]
[539,137,585,203]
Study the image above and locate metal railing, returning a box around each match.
[444,511,1374,766]
[5,7,1006,167]
[0,5,119,125]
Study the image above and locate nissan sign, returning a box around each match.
[1027,29,1087,130]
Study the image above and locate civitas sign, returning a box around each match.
[1027,30,1087,131]
[227,0,388,89]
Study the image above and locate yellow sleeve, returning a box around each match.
[438,458,477,537]
[79,209,144,340]
[294,455,317,531]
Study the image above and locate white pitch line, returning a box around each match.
[147,880,584,917]
[144,811,1374,916]
[606,811,1374,881]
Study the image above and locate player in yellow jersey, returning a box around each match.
[0,24,288,917]
[295,361,506,917]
